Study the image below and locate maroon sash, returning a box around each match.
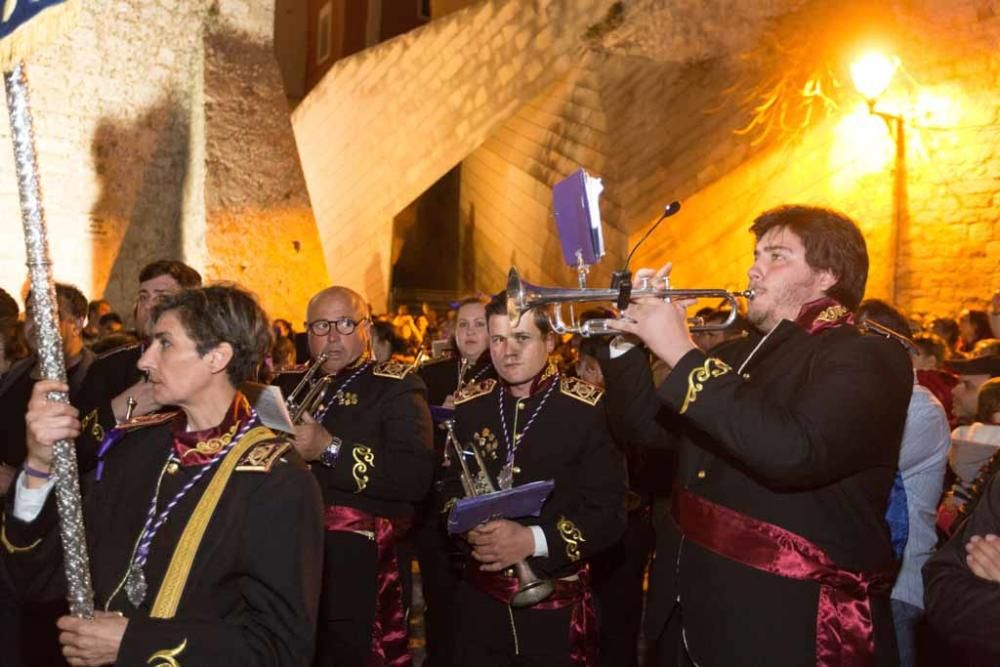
[325,506,411,667]
[465,563,598,666]
[674,490,895,667]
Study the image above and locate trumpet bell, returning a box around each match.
[510,575,556,608]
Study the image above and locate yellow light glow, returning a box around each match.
[851,52,898,101]
[830,102,894,191]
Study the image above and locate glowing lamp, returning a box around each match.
[850,52,898,103]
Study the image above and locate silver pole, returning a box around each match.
[4,60,94,618]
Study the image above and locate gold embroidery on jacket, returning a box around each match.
[559,376,604,406]
[557,516,586,562]
[179,423,237,462]
[476,427,500,460]
[147,638,187,666]
[815,305,848,324]
[1,515,41,554]
[680,358,732,414]
[453,378,497,405]
[353,445,375,493]
[235,442,291,472]
[81,408,104,442]
[336,391,359,406]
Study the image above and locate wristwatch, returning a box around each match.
[318,436,343,468]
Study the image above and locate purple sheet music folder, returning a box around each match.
[447,479,555,535]
[553,168,605,267]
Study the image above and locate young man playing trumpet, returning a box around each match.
[444,293,626,666]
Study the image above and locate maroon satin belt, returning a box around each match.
[325,506,411,667]
[465,563,598,666]
[674,489,895,667]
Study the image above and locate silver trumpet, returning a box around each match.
[506,266,755,337]
[441,420,555,608]
[287,352,333,423]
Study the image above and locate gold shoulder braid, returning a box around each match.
[680,357,732,415]
[557,516,585,562]
[453,378,497,405]
[559,376,604,406]
[373,360,411,379]
[235,440,291,473]
[147,639,187,667]
[352,445,375,493]
[150,426,276,619]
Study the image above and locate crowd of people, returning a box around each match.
[0,205,999,666]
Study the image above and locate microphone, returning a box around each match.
[611,201,681,310]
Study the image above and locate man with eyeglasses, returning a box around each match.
[273,286,434,666]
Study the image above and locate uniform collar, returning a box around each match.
[793,297,854,335]
[502,360,559,399]
[172,392,252,466]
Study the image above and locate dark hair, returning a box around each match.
[90,332,139,354]
[485,291,553,336]
[151,284,272,385]
[978,377,1000,423]
[139,260,202,288]
[371,320,405,355]
[960,309,992,346]
[271,335,297,367]
[749,205,868,311]
[857,299,912,339]
[272,318,293,338]
[972,338,1000,359]
[455,295,490,311]
[0,288,18,320]
[929,317,960,349]
[912,332,947,365]
[87,299,110,316]
[27,283,88,321]
[99,312,124,327]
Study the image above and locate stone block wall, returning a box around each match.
[291,0,618,310]
[0,0,321,326]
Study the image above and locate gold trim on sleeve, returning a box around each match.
[680,357,732,414]
[147,638,187,667]
[1,514,42,554]
[352,445,375,493]
[556,516,586,563]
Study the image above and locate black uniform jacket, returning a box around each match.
[418,353,495,408]
[2,416,324,666]
[924,472,1000,665]
[275,358,434,518]
[74,343,144,465]
[447,374,627,578]
[600,319,912,666]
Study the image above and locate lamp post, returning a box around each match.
[851,52,906,305]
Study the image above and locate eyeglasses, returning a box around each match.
[306,317,365,336]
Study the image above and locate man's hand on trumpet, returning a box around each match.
[466,519,535,571]
[608,262,699,368]
[293,412,335,461]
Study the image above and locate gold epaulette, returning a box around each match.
[117,411,181,431]
[454,378,497,405]
[560,376,604,406]
[372,359,413,379]
[235,437,291,473]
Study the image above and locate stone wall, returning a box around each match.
[0,0,320,326]
[291,0,618,310]
[458,0,1000,319]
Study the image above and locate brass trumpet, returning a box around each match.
[506,267,754,337]
[440,419,555,608]
[286,352,333,423]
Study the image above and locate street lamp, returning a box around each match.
[851,51,906,305]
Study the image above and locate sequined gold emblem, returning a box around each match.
[680,357,732,414]
[476,427,500,460]
[557,516,586,562]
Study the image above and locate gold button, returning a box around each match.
[696,470,706,479]
[166,462,180,475]
[512,466,521,475]
[517,401,525,410]
[741,373,751,380]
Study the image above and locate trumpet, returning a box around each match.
[286,352,333,423]
[506,267,754,337]
[441,420,555,608]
